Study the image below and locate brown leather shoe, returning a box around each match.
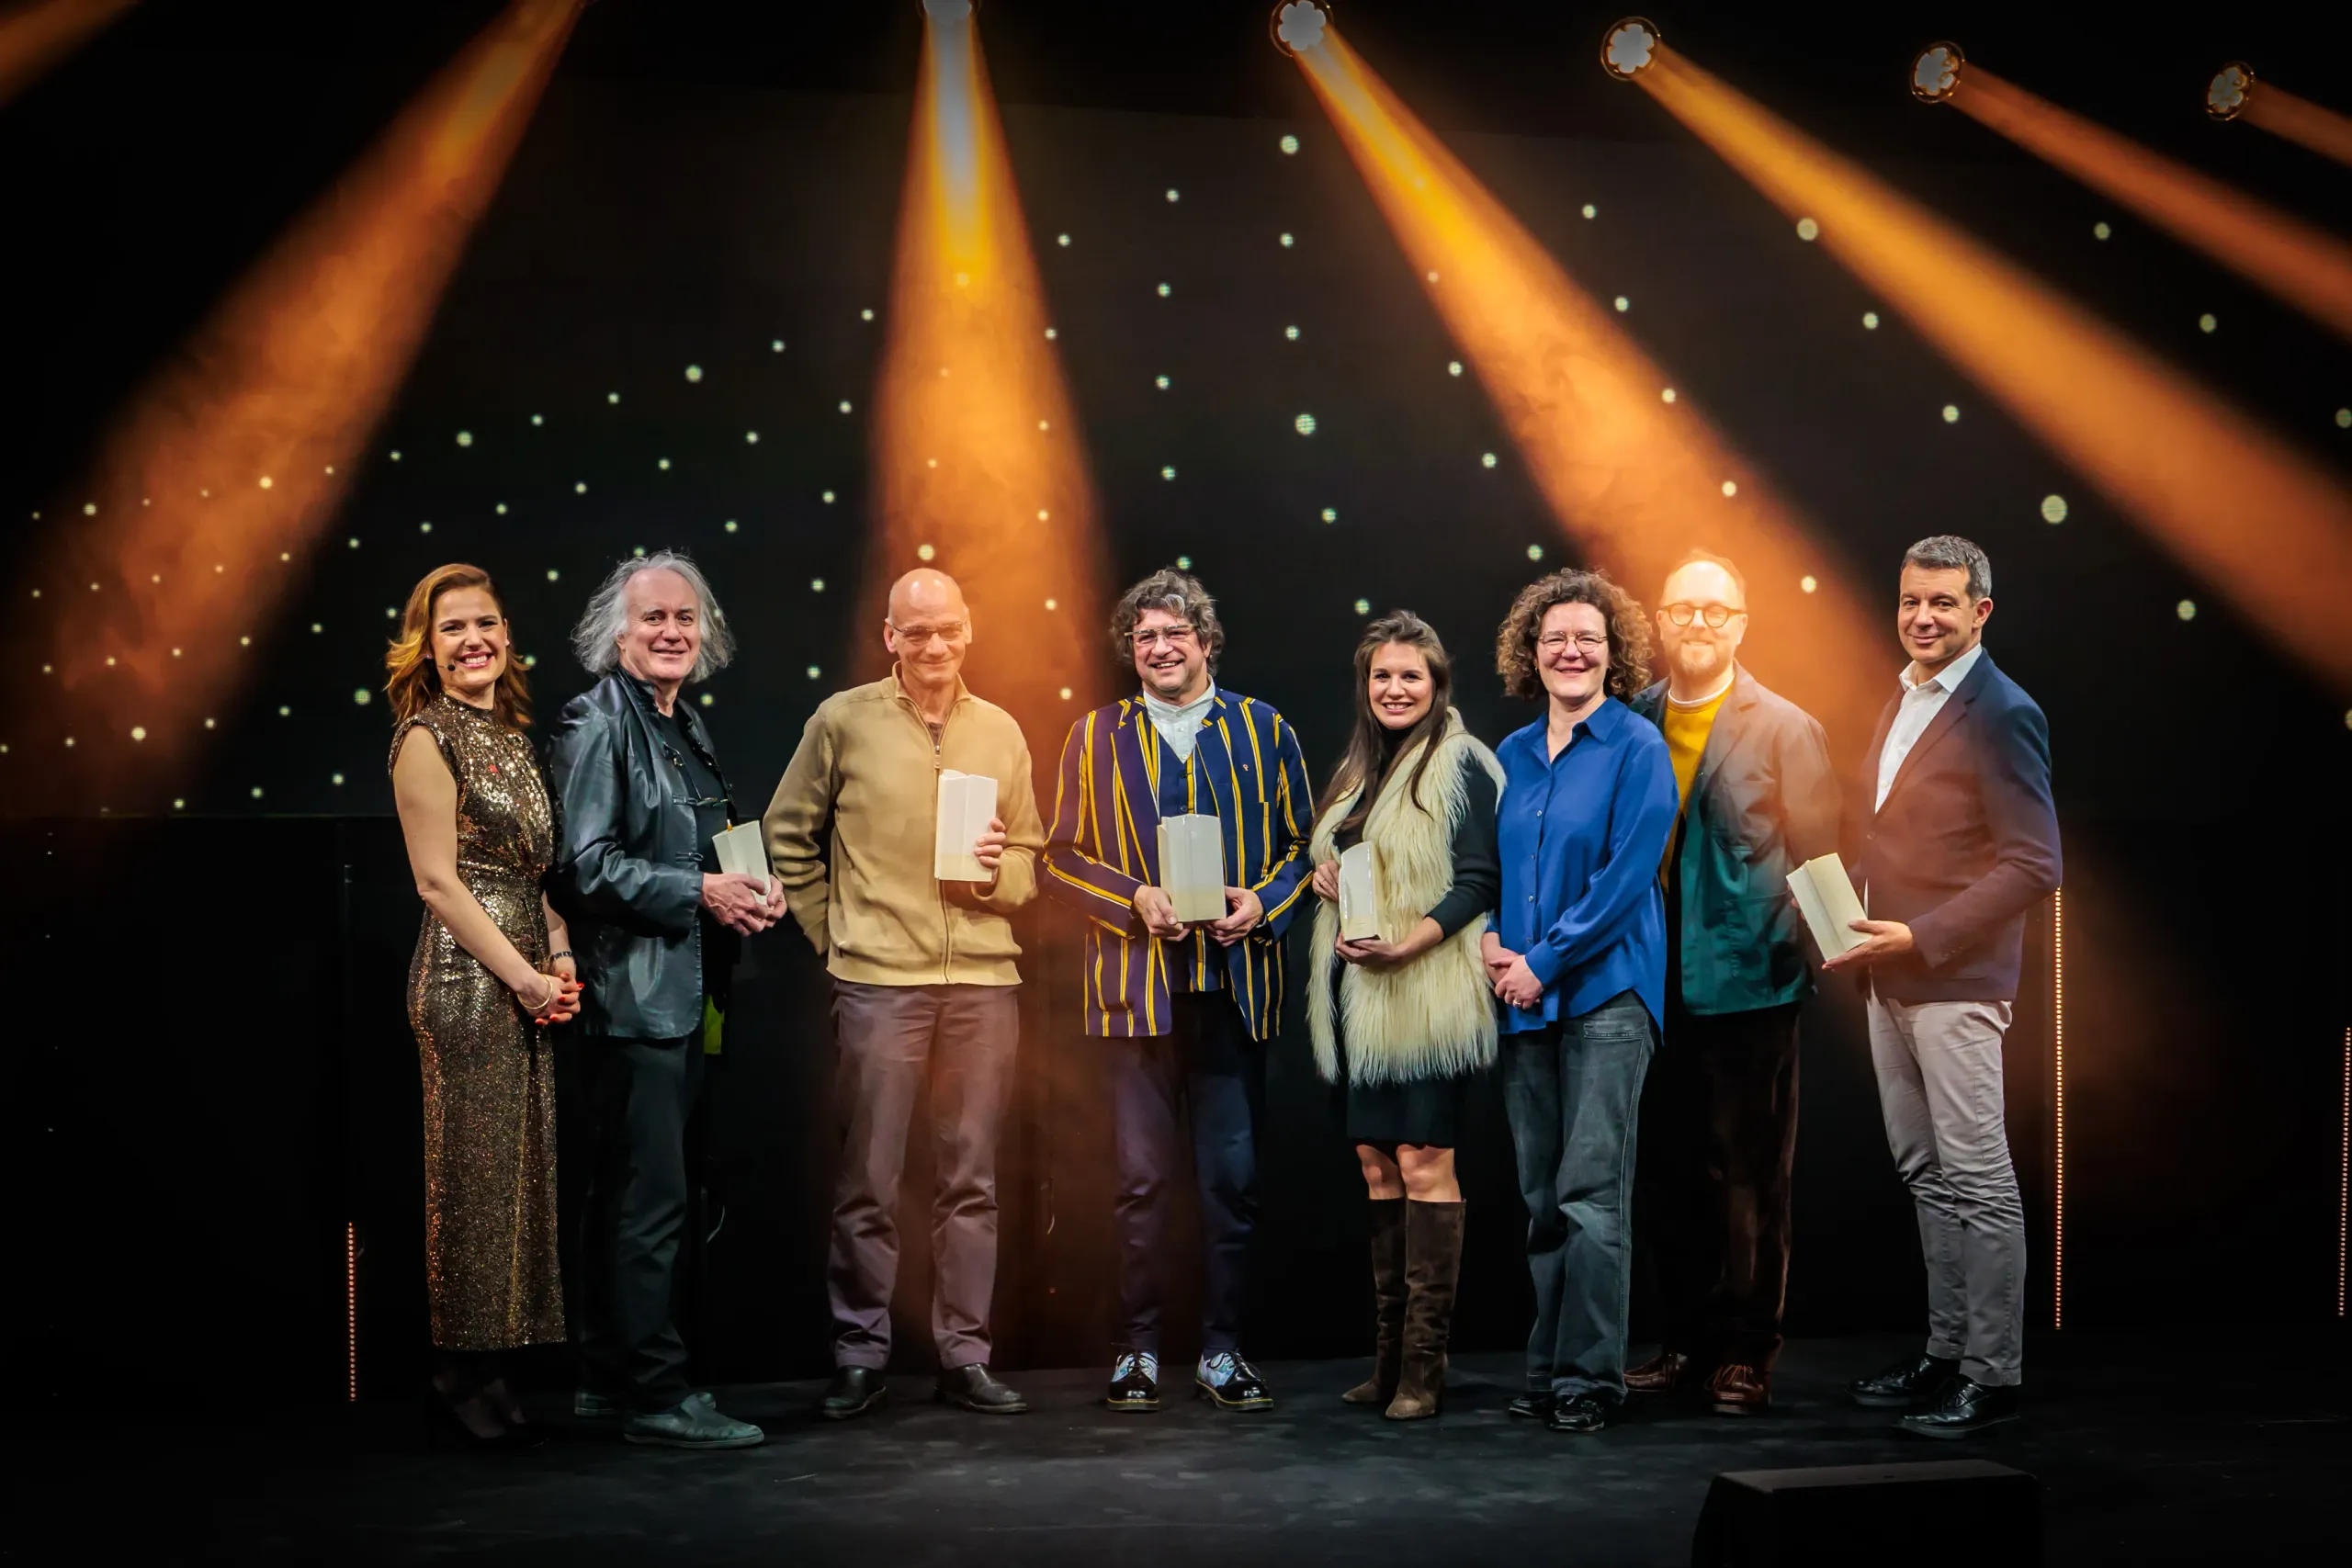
[1706,1362,1770,1416]
[1624,1349,1692,1394]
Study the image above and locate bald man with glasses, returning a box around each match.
[1624,550,1838,1417]
[764,569,1046,1421]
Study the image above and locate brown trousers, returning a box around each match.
[1634,1001,1800,1370]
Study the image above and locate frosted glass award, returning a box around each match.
[1338,841,1382,942]
[713,820,771,898]
[933,771,1000,882]
[1785,852,1868,960]
[1156,813,1227,923]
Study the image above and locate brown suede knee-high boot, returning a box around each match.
[1342,1198,1408,1405]
[1385,1200,1464,1421]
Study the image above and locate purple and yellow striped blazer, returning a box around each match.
[1043,689,1314,1040]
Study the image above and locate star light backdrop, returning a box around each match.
[3,5,2348,1392]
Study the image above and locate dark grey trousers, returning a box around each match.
[828,980,1020,1371]
[1503,990,1656,1403]
[574,1032,704,1413]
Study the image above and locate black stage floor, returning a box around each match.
[180,1335,2347,1565]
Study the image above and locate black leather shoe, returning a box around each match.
[1507,1391,1555,1421]
[1848,1353,1961,1409]
[1103,1352,1160,1413]
[1195,1352,1274,1411]
[1547,1393,1611,1434]
[936,1362,1029,1414]
[819,1365,889,1421]
[1898,1376,2018,1438]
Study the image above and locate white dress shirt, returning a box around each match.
[1874,642,1984,812]
[1143,682,1216,765]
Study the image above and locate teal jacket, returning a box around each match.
[1629,667,1838,1016]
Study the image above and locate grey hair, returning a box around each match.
[1902,535,1992,602]
[1108,567,1225,670]
[571,549,737,681]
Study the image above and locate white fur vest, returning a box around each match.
[1307,712,1506,1086]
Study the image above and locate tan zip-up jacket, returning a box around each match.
[763,671,1043,987]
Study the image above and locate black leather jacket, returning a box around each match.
[548,671,741,1040]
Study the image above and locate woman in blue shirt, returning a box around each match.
[1483,569,1679,1435]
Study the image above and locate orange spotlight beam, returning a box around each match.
[1950,65,2352,344]
[1639,46,2352,693]
[870,2,1106,730]
[1287,28,1887,741]
[0,0,137,107]
[2242,82,2352,173]
[23,0,581,795]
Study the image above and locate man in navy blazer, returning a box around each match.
[1824,536,2060,1438]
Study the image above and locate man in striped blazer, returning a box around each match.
[1045,568,1315,1415]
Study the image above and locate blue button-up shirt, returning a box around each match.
[1494,696,1679,1032]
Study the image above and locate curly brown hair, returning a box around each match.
[1495,567,1653,703]
[1107,567,1225,671]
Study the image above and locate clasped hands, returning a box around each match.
[702,872,789,936]
[1479,930,1544,1010]
[1134,883,1262,946]
[522,957,583,1026]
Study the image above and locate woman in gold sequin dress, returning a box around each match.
[387,563,582,1449]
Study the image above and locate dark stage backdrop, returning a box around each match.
[6,75,2349,1404]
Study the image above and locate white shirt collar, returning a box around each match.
[1143,681,1216,721]
[1901,640,1984,698]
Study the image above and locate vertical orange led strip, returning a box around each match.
[1634,45,2352,694]
[2338,1025,2347,1319]
[2052,886,2064,1332]
[345,1220,358,1402]
[1283,21,1888,742]
[20,0,583,803]
[869,0,1106,730]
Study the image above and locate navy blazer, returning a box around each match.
[1852,649,2061,1004]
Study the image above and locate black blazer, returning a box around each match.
[1852,649,2061,1004]
[548,671,742,1040]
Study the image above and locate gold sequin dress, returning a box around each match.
[391,694,566,1351]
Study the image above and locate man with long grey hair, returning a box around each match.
[549,549,783,1450]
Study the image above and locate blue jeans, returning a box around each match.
[1503,990,1655,1402]
[1107,992,1264,1356]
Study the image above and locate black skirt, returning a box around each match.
[1334,1021,1481,1147]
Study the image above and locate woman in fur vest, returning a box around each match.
[1307,611,1503,1420]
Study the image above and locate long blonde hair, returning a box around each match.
[384,563,533,728]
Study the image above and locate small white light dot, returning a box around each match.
[204,717,216,729]
[347,536,360,549]
[575,481,588,493]
[1613,296,1629,312]
[821,491,836,504]
[811,578,826,592]
[389,451,401,462]
[2198,312,2218,333]
[311,623,322,634]
[2177,599,2198,621]
[1057,233,1070,246]
[1059,686,1073,700]
[1581,204,1597,220]
[1038,419,1050,431]
[1157,283,1171,298]
[1427,270,1440,283]
[2093,221,2111,241]
[353,688,372,705]
[2335,407,2352,429]
[632,547,646,558]
[332,773,345,786]
[1321,507,1337,524]
[547,569,560,581]
[917,544,936,561]
[385,608,396,619]
[772,339,786,352]
[172,648,181,657]
[105,656,115,666]
[1447,361,1463,377]
[684,365,703,382]
[658,458,671,470]
[1166,188,1180,202]
[323,465,334,475]
[927,457,938,468]
[1941,404,1961,423]
[1295,412,1317,435]
[1161,466,1178,480]
[699,694,714,707]
[1526,545,1544,561]
[861,308,875,321]
[1481,453,1498,468]
[1353,598,1371,615]
[1045,597,1059,611]
[1283,325,1300,343]
[839,400,854,414]
[1863,311,1880,330]
[724,520,739,533]
[747,431,761,444]
[1037,509,1050,520]
[250,786,262,799]
[130,726,146,742]
[1175,555,1193,570]
[495,503,508,515]
[240,636,251,646]
[62,738,74,749]
[1279,232,1295,248]
[1044,328,1057,340]
[1661,388,1677,403]
[531,413,544,425]
[83,502,96,516]
[1156,375,1170,389]
[1280,134,1299,154]
[258,474,278,489]
[1800,575,1818,594]
[1795,217,1819,241]
[1721,480,1739,497]
[277,705,290,717]
[456,431,472,447]
[607,391,621,403]
[420,521,434,533]
[807,665,821,680]
[2041,494,2069,525]
[172,798,182,809]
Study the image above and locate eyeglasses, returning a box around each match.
[1130,626,1197,650]
[1537,631,1610,659]
[889,620,969,647]
[1662,603,1744,629]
